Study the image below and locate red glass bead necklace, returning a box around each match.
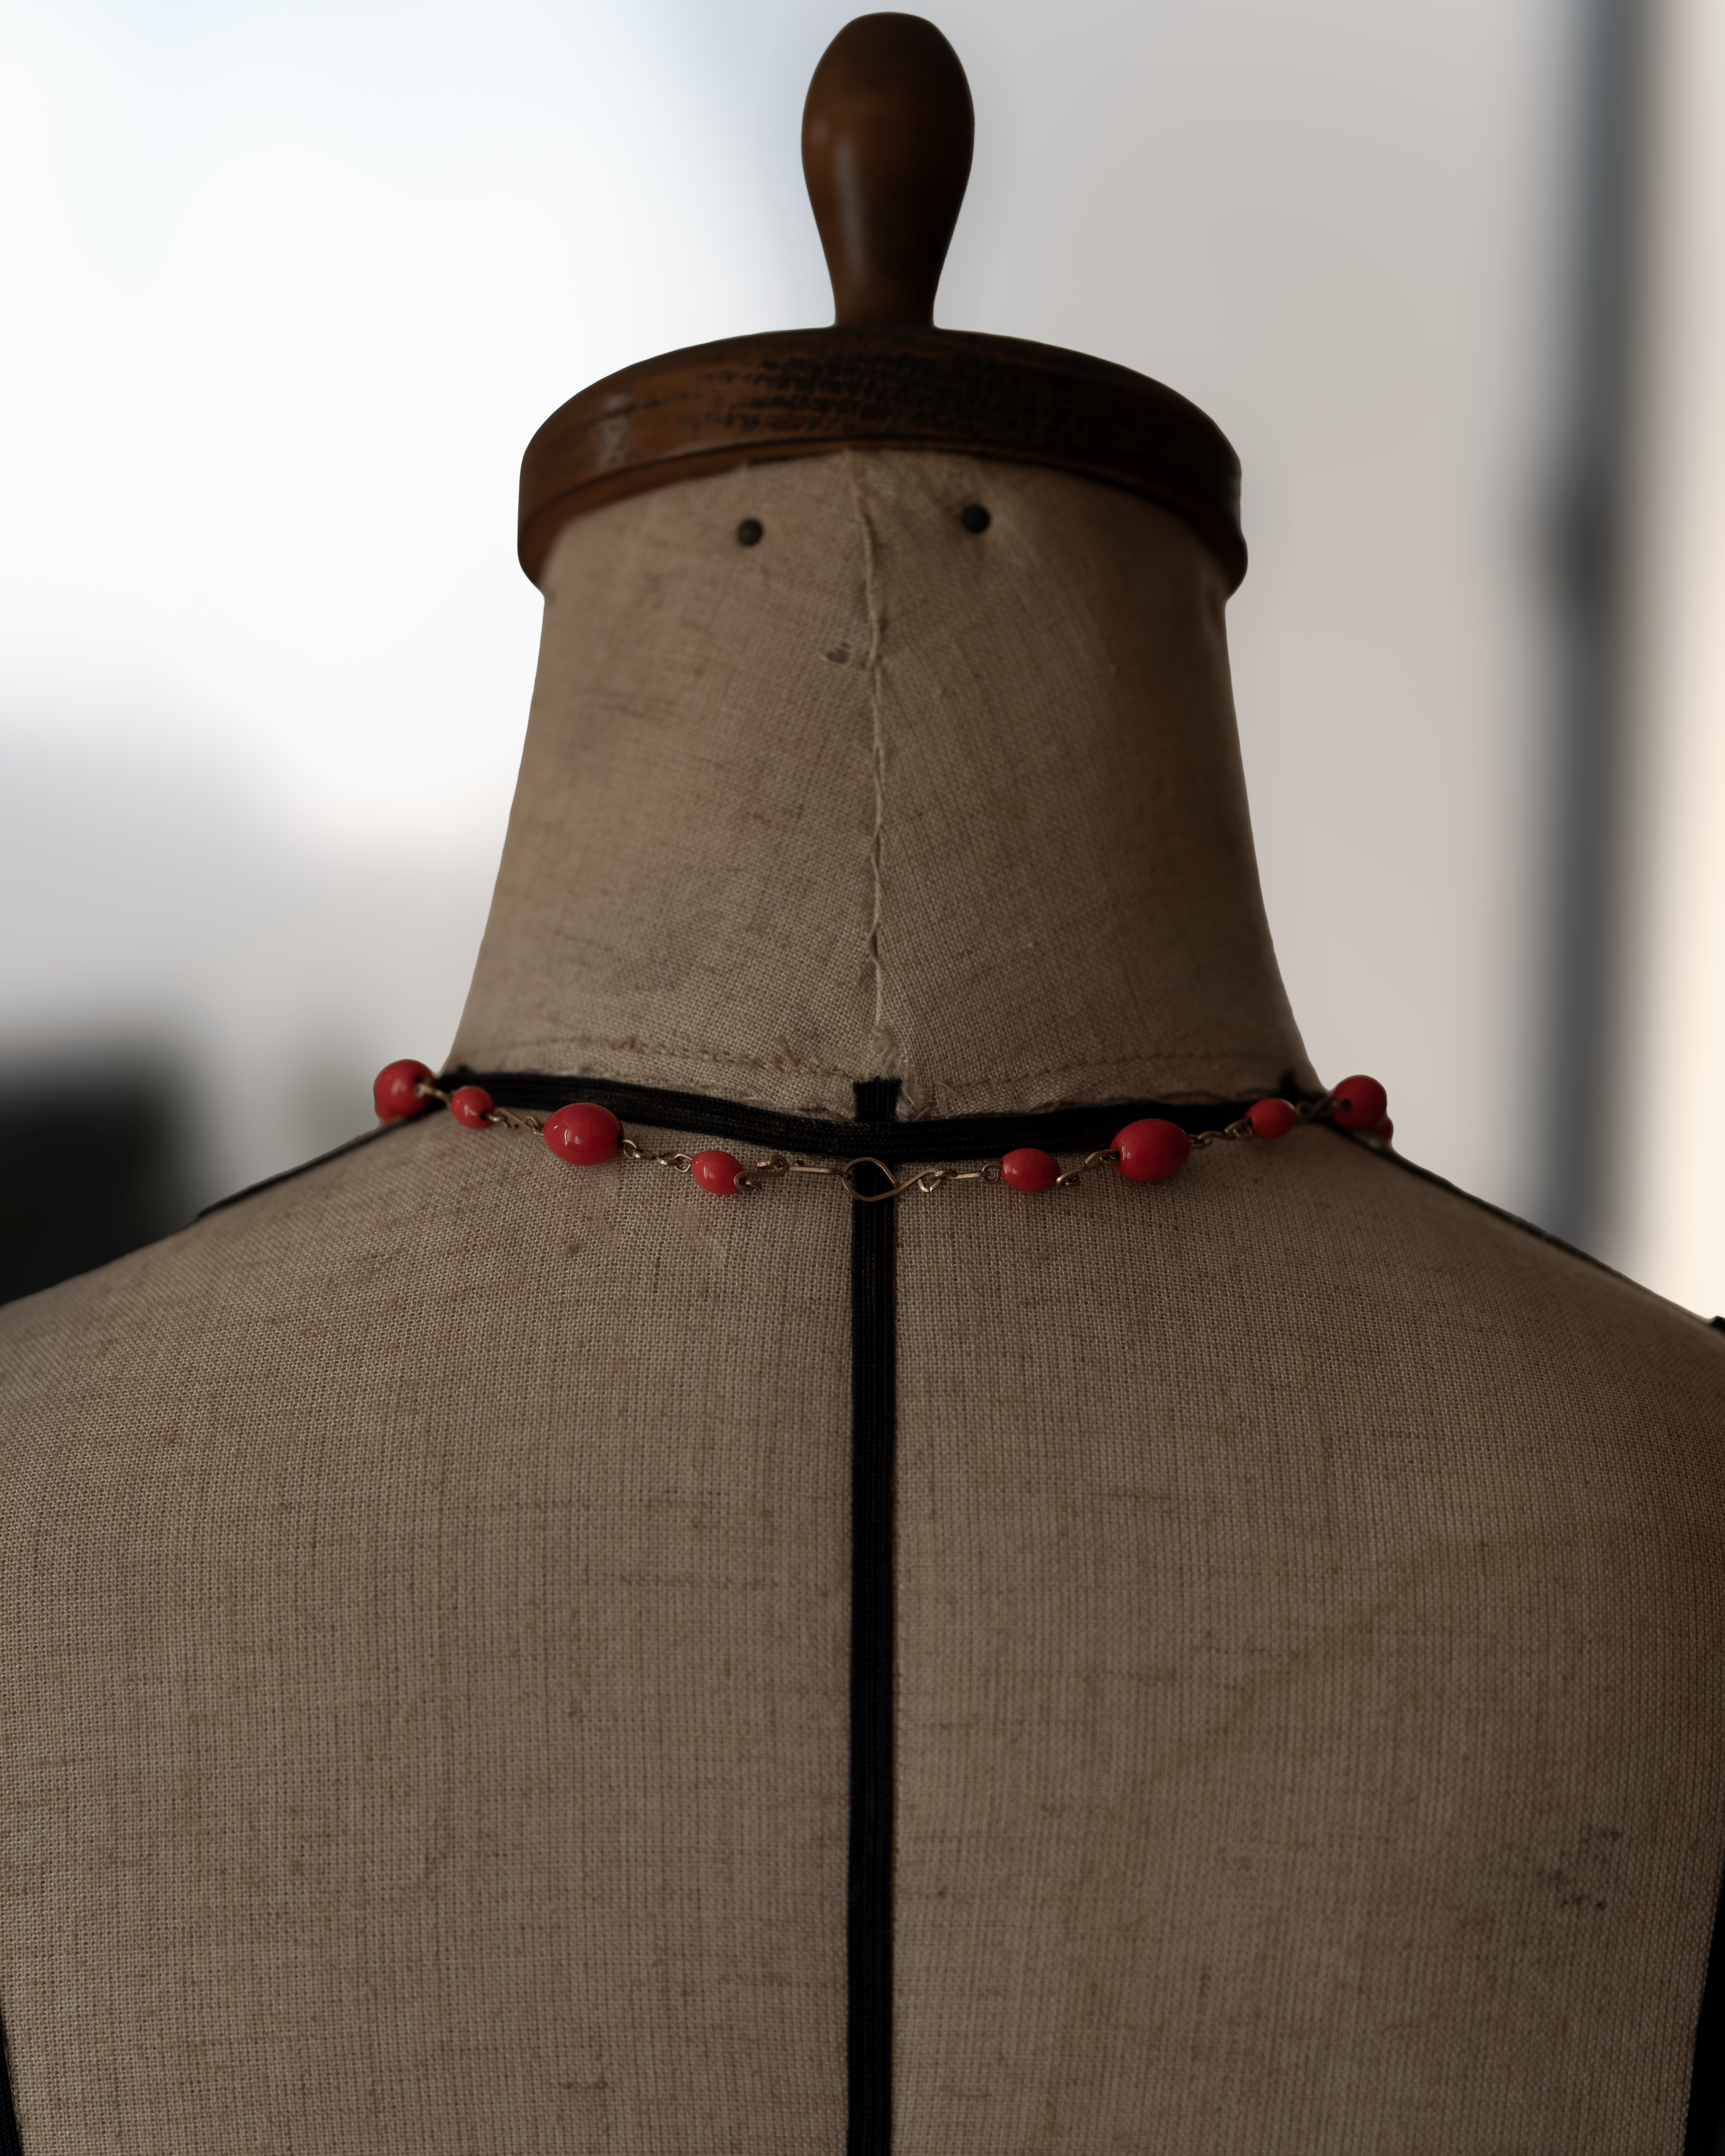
[372,1061,1392,1204]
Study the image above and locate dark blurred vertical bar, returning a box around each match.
[0,1064,194,1306]
[1543,0,1650,1248]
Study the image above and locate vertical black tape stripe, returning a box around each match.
[848,1077,900,2156]
[1685,1854,1725,2154]
[0,2014,22,2156]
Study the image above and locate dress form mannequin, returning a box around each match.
[4,17,1724,2155]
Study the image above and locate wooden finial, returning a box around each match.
[802,14,975,329]
[518,18,1245,596]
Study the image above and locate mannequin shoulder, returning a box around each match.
[1296,1130,1725,1406]
[0,1108,845,1455]
[0,1115,610,1424]
[896,1120,1725,1500]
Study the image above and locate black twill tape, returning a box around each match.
[0,2014,22,2156]
[1685,1858,1725,2154]
[198,1069,1319,1221]
[119,1063,1725,2146]
[440,1069,1308,1161]
[195,1068,1312,2131]
[847,1078,899,2156]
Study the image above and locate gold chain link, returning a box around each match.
[417,1085,1343,1204]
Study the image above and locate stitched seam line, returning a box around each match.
[473,1033,1299,1092]
[469,1033,866,1082]
[845,450,891,1060]
[897,1048,1312,1091]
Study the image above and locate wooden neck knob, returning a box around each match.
[802,14,975,329]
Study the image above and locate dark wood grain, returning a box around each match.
[802,13,973,329]
[516,13,1246,593]
[518,327,1246,592]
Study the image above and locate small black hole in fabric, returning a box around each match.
[960,503,990,534]
[736,518,763,547]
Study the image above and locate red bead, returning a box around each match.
[374,1058,433,1122]
[1112,1117,1192,1183]
[1331,1074,1388,1132]
[1373,1117,1394,1146]
[691,1148,745,1194]
[449,1085,494,1129]
[543,1101,622,1166]
[1000,1147,1061,1193]
[1247,1097,1299,1141]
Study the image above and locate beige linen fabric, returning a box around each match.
[0,1116,851,2154]
[3,446,1723,2153]
[451,451,1315,1117]
[894,1128,1725,2152]
[4,1115,1722,2153]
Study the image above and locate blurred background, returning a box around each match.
[2,0,1721,1310]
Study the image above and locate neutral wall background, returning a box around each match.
[1611,0,1725,1311]
[3,0,1720,1309]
